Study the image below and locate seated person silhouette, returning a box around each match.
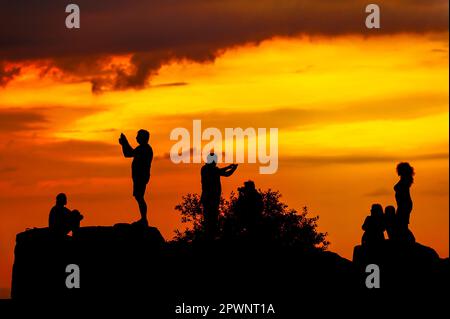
[361,204,385,247]
[394,162,415,243]
[119,129,153,226]
[48,193,83,236]
[235,180,264,238]
[201,152,238,240]
[384,205,397,240]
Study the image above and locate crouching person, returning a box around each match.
[49,193,83,237]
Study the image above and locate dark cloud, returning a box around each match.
[152,82,188,88]
[0,62,21,86]
[0,0,447,92]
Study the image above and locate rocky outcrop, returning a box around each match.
[11,225,448,315]
[353,240,448,289]
[11,223,165,300]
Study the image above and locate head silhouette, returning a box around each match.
[370,203,383,218]
[238,180,256,196]
[244,180,256,190]
[397,162,414,184]
[206,151,218,166]
[385,205,396,216]
[136,129,150,145]
[56,193,67,207]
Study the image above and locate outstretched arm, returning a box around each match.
[119,133,134,158]
[220,164,238,177]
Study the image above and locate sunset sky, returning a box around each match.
[0,0,448,296]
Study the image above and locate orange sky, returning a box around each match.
[0,33,448,295]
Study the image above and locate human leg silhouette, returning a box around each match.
[133,180,148,225]
[134,195,147,223]
[203,201,219,240]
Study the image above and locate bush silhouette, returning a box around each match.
[174,186,329,250]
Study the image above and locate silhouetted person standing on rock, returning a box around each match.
[49,193,83,236]
[361,204,385,247]
[235,180,264,238]
[119,129,153,226]
[201,152,238,240]
[394,162,415,242]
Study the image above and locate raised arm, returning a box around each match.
[220,164,238,177]
[119,133,135,158]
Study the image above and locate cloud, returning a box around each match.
[0,0,447,92]
[152,82,188,88]
[0,166,17,174]
[0,106,106,135]
[37,140,118,158]
[0,139,123,184]
[364,188,392,197]
[0,137,175,186]
[0,62,21,87]
[35,139,173,163]
[153,92,449,130]
[282,152,449,166]
[0,108,47,132]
